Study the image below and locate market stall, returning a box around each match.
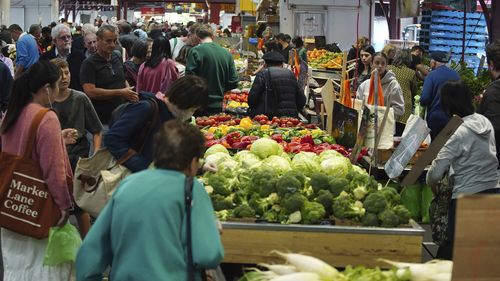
[221,221,424,268]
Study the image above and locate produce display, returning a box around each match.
[238,251,452,281]
[200,139,412,228]
[307,49,343,70]
[224,89,249,113]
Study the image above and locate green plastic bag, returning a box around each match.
[43,224,82,266]
[421,184,434,224]
[400,184,422,221]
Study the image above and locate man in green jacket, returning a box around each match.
[186,24,239,114]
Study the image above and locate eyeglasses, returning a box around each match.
[58,35,72,41]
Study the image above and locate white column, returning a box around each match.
[52,0,59,22]
[1,0,11,27]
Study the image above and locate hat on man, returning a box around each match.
[431,51,449,63]
[262,51,286,63]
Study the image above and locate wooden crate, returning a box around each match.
[377,148,427,165]
[221,221,424,268]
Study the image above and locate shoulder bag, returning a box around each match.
[429,174,453,246]
[0,109,61,239]
[73,98,159,217]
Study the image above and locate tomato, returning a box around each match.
[205,119,215,126]
[259,120,268,125]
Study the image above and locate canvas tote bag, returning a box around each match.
[0,109,61,239]
[73,98,159,217]
[364,71,395,149]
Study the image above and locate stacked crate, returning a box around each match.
[420,9,488,70]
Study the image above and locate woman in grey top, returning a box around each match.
[426,80,499,260]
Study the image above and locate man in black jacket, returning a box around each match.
[248,51,306,118]
[478,39,500,168]
[40,24,85,91]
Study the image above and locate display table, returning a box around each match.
[221,220,425,268]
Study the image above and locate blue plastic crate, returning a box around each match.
[429,17,487,27]
[428,31,486,41]
[428,24,487,34]
[423,10,485,20]
[428,39,485,48]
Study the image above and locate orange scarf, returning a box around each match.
[341,75,353,108]
[367,71,384,106]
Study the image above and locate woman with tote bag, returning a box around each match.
[0,60,73,281]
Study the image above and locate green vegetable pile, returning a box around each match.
[201,139,412,227]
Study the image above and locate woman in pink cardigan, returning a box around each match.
[136,36,180,94]
[0,60,73,281]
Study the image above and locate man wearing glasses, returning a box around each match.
[80,25,137,128]
[40,24,86,91]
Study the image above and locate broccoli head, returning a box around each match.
[205,172,237,196]
[251,169,278,197]
[379,187,401,206]
[261,209,280,222]
[211,194,235,211]
[232,203,256,218]
[282,170,307,186]
[353,185,369,200]
[392,205,411,225]
[378,209,400,227]
[276,176,303,197]
[329,178,349,197]
[314,189,334,215]
[363,192,388,214]
[215,210,232,221]
[310,173,332,193]
[248,193,280,216]
[281,193,307,214]
[301,201,326,224]
[361,212,380,227]
[332,192,366,220]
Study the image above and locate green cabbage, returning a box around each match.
[205,152,239,171]
[250,138,281,159]
[291,152,320,176]
[262,155,292,175]
[204,144,229,158]
[320,157,352,178]
[234,150,262,169]
[318,150,343,162]
[352,165,368,176]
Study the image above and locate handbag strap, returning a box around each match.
[24,108,51,159]
[115,98,159,165]
[136,98,159,153]
[184,176,195,281]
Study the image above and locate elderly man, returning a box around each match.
[420,51,460,140]
[9,24,40,79]
[73,23,96,54]
[80,25,137,127]
[40,24,86,91]
[83,31,98,58]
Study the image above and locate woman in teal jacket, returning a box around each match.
[75,120,224,281]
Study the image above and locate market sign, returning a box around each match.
[140,7,166,17]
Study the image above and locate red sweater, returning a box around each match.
[1,103,73,210]
[136,58,179,94]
